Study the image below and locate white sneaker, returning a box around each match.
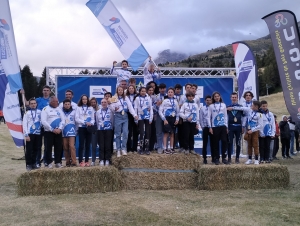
[55,163,63,168]
[254,160,259,165]
[121,150,127,156]
[48,163,53,169]
[117,150,121,158]
[91,162,95,166]
[105,160,110,166]
[245,159,252,165]
[99,160,104,166]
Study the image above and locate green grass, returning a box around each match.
[1,103,300,225]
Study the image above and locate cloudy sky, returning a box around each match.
[7,0,300,76]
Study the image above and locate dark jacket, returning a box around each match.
[279,121,291,139]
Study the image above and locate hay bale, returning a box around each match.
[197,164,290,190]
[112,153,201,170]
[121,170,198,190]
[17,166,122,196]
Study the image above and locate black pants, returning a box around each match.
[78,127,92,163]
[25,134,41,166]
[98,130,113,161]
[202,127,213,160]
[44,131,62,165]
[212,126,227,161]
[36,127,44,164]
[273,136,279,157]
[228,125,242,159]
[295,130,299,151]
[138,119,151,150]
[149,118,156,151]
[127,114,138,151]
[259,136,272,161]
[182,121,196,150]
[281,138,290,157]
[174,121,184,148]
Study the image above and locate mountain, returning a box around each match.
[154,49,188,65]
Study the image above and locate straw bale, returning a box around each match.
[112,153,201,170]
[197,164,289,190]
[121,171,198,190]
[17,166,122,196]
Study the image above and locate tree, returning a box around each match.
[21,65,38,99]
[37,67,46,96]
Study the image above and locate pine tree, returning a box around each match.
[21,65,38,99]
[37,67,46,96]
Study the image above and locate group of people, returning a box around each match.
[21,58,298,171]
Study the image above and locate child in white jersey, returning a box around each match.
[23,98,42,171]
[62,99,77,167]
[134,87,153,155]
[159,87,180,154]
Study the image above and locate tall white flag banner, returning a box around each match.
[86,0,149,71]
[0,0,24,147]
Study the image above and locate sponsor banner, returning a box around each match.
[86,0,148,71]
[263,10,300,121]
[232,41,258,102]
[89,85,111,98]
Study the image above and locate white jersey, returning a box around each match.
[127,94,136,108]
[75,105,95,128]
[62,109,76,137]
[96,107,114,130]
[159,97,180,121]
[199,105,209,128]
[58,101,77,111]
[232,106,263,132]
[143,60,161,86]
[207,102,228,128]
[41,106,65,132]
[260,110,275,137]
[110,66,132,87]
[180,95,201,108]
[134,95,153,122]
[179,101,200,126]
[23,109,42,136]
[109,96,136,117]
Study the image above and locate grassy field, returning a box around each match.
[1,92,300,226]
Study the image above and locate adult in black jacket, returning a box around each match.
[279,115,292,159]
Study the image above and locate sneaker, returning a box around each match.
[35,164,41,169]
[178,148,184,153]
[157,148,163,154]
[91,162,95,166]
[245,159,252,165]
[260,160,265,164]
[235,158,240,164]
[165,149,171,155]
[190,150,197,155]
[145,149,150,155]
[99,160,104,166]
[203,159,207,164]
[55,163,63,168]
[228,159,232,164]
[287,156,293,159]
[105,160,110,166]
[222,158,229,165]
[79,161,85,167]
[291,152,296,156]
[139,150,144,155]
[215,159,220,165]
[85,162,90,167]
[184,150,189,155]
[26,165,32,172]
[47,163,53,169]
[282,156,286,159]
[254,160,259,165]
[117,150,121,158]
[121,150,127,156]
[273,157,279,160]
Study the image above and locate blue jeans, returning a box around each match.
[114,112,129,151]
[155,115,163,149]
[290,130,295,154]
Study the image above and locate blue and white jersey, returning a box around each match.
[23,109,42,136]
[59,101,78,111]
[179,95,201,109]
[127,94,135,108]
[260,110,275,137]
[154,93,167,114]
[179,101,200,126]
[232,106,263,132]
[62,109,76,137]
[109,96,136,117]
[96,107,114,130]
[174,94,184,107]
[199,105,209,128]
[75,105,95,128]
[41,106,65,132]
[207,102,228,128]
[143,60,161,86]
[159,97,180,121]
[36,97,50,111]
[110,67,132,87]
[134,95,153,122]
